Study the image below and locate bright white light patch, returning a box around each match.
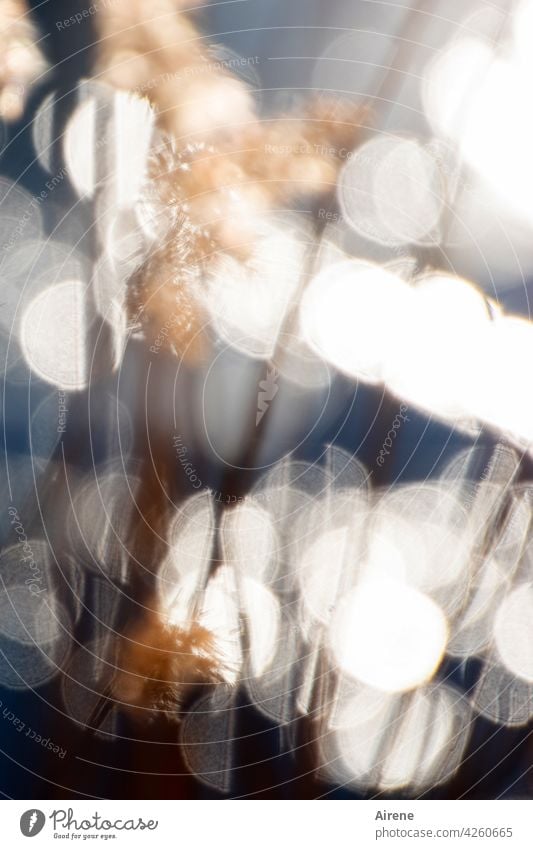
[338,136,443,246]
[299,526,349,626]
[370,484,471,603]
[221,501,277,582]
[241,576,281,678]
[20,280,88,389]
[325,684,470,792]
[32,91,56,173]
[424,38,494,140]
[385,273,490,422]
[300,260,410,383]
[64,99,97,198]
[167,566,280,682]
[425,37,533,225]
[513,0,533,70]
[472,316,533,442]
[329,580,448,692]
[64,87,154,206]
[494,584,533,682]
[112,91,155,209]
[205,220,306,358]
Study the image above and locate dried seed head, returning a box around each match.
[113,613,226,719]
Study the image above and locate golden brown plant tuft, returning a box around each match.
[0,0,48,120]
[96,0,366,359]
[113,613,226,719]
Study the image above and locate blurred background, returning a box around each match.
[0,0,532,799]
